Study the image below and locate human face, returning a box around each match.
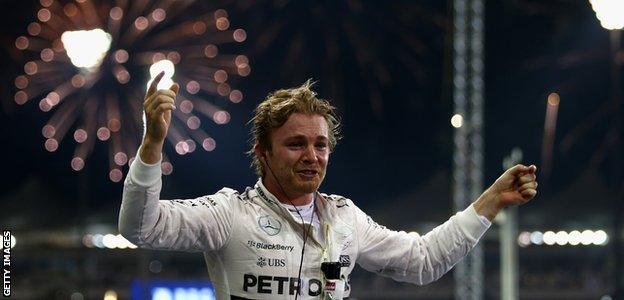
[262,113,330,199]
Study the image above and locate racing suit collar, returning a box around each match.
[254,179,331,248]
[254,179,328,212]
[255,179,316,207]
[255,179,284,206]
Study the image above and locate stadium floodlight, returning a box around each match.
[520,229,609,247]
[589,0,624,30]
[450,114,463,128]
[593,230,609,245]
[61,29,112,69]
[543,231,556,245]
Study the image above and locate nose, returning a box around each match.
[301,145,319,164]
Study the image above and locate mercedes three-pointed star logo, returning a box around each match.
[257,215,282,236]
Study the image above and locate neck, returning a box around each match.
[261,177,315,206]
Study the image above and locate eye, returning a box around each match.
[315,143,328,150]
[287,142,304,149]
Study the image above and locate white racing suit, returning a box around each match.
[119,156,491,299]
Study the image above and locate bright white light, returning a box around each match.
[150,59,175,78]
[103,290,117,300]
[451,114,463,128]
[530,231,543,245]
[153,288,173,300]
[555,231,569,246]
[593,230,608,245]
[581,230,594,245]
[589,0,624,30]
[85,233,136,249]
[102,234,117,249]
[115,234,127,249]
[146,77,174,92]
[568,230,582,246]
[147,59,175,91]
[92,234,104,248]
[116,234,138,249]
[61,29,112,69]
[10,235,16,249]
[523,229,609,247]
[543,231,556,245]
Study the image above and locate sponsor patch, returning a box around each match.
[258,215,282,236]
[243,274,322,296]
[366,215,387,230]
[335,199,349,208]
[339,255,351,267]
[256,257,267,267]
[247,240,294,252]
[171,196,217,207]
[256,187,278,206]
[256,256,286,268]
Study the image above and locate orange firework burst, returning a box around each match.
[13,0,250,182]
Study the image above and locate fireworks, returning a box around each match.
[13,0,250,181]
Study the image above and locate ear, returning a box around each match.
[254,143,266,160]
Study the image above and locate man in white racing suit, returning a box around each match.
[119,74,539,299]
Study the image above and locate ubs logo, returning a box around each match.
[258,215,282,236]
[256,257,267,267]
[257,257,286,268]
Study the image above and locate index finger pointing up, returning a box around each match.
[146,71,165,97]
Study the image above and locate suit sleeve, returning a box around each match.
[354,203,490,285]
[118,153,233,252]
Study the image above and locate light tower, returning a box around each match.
[452,0,485,299]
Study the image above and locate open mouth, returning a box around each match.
[297,169,318,178]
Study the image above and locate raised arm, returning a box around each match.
[355,163,539,285]
[118,73,232,252]
[140,71,178,164]
[354,203,490,285]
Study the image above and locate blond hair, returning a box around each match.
[248,80,341,177]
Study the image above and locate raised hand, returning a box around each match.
[474,164,539,221]
[140,71,179,164]
[490,164,538,206]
